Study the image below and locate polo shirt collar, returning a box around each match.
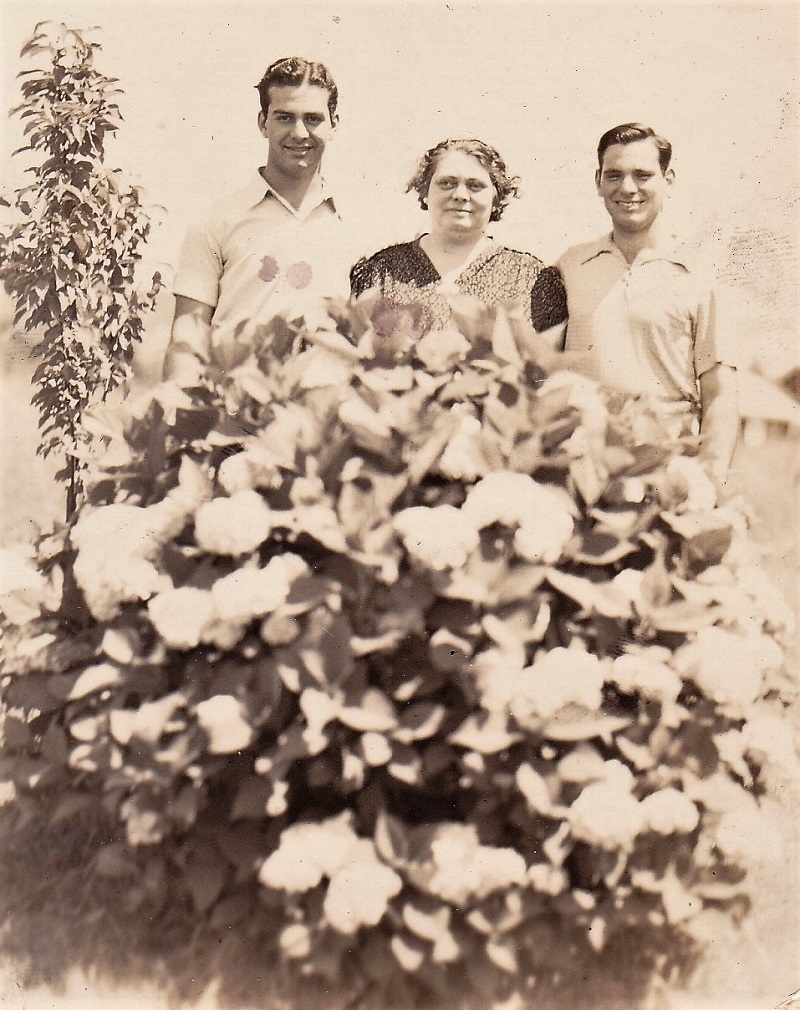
[242,168,339,218]
[581,231,692,269]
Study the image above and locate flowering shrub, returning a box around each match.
[0,295,797,1008]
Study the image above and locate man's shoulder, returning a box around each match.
[556,236,610,270]
[196,175,266,227]
[215,175,264,213]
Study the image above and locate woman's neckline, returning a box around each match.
[416,233,496,278]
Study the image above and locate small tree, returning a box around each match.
[0,21,162,518]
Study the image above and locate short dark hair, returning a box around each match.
[597,123,672,174]
[406,138,520,223]
[255,57,339,120]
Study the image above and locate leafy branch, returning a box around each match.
[0,21,163,518]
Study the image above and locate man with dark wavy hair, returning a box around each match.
[164,57,353,382]
[539,123,739,486]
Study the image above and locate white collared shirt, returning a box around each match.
[557,233,737,405]
[173,170,356,370]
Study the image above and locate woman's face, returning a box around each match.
[425,150,495,241]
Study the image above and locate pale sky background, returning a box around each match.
[1,0,798,373]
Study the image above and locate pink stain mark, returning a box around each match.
[258,255,280,283]
[286,261,313,289]
[371,298,432,341]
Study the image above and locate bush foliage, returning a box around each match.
[0,296,797,1009]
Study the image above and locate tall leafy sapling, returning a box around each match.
[0,21,162,517]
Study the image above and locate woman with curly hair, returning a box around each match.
[350,138,563,334]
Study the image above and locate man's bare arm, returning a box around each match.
[162,295,214,384]
[698,363,740,488]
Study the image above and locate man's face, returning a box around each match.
[259,83,336,179]
[595,139,674,235]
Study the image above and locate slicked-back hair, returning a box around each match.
[406,138,520,223]
[255,57,339,120]
[597,123,672,174]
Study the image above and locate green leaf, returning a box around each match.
[68,662,123,699]
[570,529,637,565]
[374,810,411,867]
[644,600,725,633]
[180,847,229,913]
[448,712,523,754]
[546,569,632,619]
[541,712,631,742]
[623,443,673,476]
[393,702,448,743]
[230,776,273,820]
[338,688,397,732]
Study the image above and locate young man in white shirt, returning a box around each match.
[545,123,739,486]
[163,57,353,383]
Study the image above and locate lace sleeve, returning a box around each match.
[349,255,380,298]
[531,265,568,333]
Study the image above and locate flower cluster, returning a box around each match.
[0,295,795,1009]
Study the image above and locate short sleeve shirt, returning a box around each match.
[172,171,355,370]
[557,234,737,406]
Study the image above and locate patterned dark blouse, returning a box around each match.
[350,239,566,333]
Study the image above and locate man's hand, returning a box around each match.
[698,363,740,493]
[163,295,214,385]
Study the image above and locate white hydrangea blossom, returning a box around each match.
[323,860,402,935]
[438,411,485,481]
[0,544,58,623]
[70,460,211,622]
[740,712,800,779]
[258,811,367,892]
[194,490,274,556]
[527,863,569,895]
[460,472,575,564]
[473,646,527,714]
[148,587,217,649]
[733,563,796,638]
[415,823,527,903]
[675,627,783,711]
[509,647,606,725]
[195,695,254,754]
[513,509,574,565]
[713,796,772,863]
[569,766,644,850]
[640,788,700,834]
[72,505,174,621]
[610,653,682,706]
[211,553,307,625]
[393,505,480,571]
[218,452,257,494]
[462,472,574,530]
[0,545,47,597]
